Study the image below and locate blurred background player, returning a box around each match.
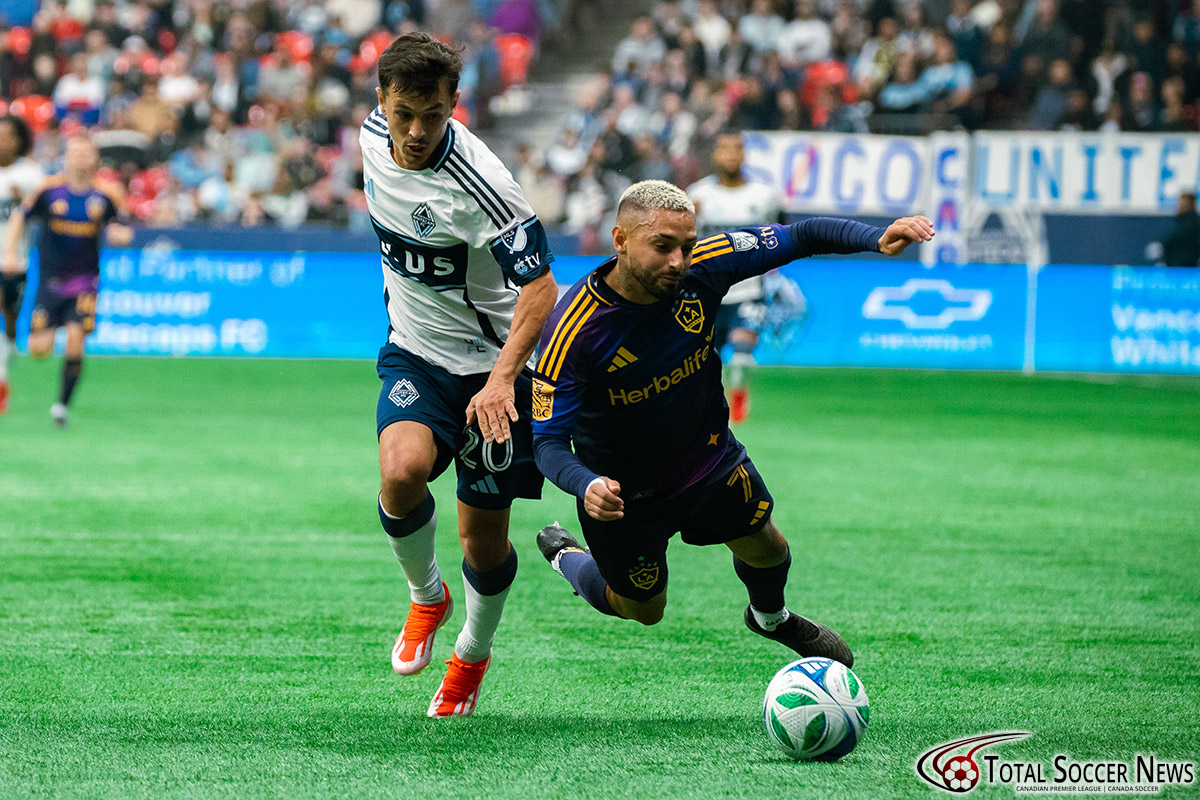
[3,136,130,427]
[532,179,933,668]
[686,132,786,424]
[363,33,557,717]
[0,114,45,415]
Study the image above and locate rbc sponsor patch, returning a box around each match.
[388,379,420,407]
[532,378,554,421]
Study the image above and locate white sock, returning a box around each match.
[752,605,791,632]
[454,571,513,663]
[381,497,444,605]
[0,336,10,380]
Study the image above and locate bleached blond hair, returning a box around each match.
[617,180,695,219]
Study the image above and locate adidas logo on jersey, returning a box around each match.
[606,347,639,372]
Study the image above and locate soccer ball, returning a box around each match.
[763,657,869,761]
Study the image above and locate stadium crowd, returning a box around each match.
[0,0,577,228]
[523,0,1198,242]
[1,0,1194,233]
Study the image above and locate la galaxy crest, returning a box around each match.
[674,291,705,334]
[628,557,660,591]
[411,202,436,238]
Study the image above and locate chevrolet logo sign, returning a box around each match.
[861,279,991,330]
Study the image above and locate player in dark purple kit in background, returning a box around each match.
[3,136,132,427]
[532,180,933,667]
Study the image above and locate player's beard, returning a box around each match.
[628,254,686,301]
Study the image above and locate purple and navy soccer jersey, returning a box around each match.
[22,179,119,296]
[532,218,886,506]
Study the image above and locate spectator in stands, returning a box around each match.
[778,0,832,68]
[739,0,785,57]
[878,51,927,113]
[612,16,667,75]
[692,0,732,77]
[855,16,900,93]
[1019,0,1070,76]
[1155,76,1198,132]
[53,53,105,126]
[1028,57,1075,129]
[920,31,974,123]
[1124,71,1157,131]
[1161,192,1200,267]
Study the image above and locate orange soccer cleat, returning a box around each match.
[0,379,9,415]
[391,581,453,676]
[427,653,491,718]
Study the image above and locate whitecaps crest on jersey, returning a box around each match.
[412,203,436,238]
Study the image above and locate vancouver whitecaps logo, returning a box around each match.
[916,732,1030,793]
[412,203,436,238]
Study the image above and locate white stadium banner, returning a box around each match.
[743,131,1200,221]
[742,131,930,217]
[972,132,1200,214]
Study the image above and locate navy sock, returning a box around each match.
[559,550,617,616]
[378,491,434,538]
[733,551,791,613]
[462,546,519,596]
[59,357,83,406]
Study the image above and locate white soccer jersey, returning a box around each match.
[0,157,45,267]
[687,175,784,304]
[361,114,552,375]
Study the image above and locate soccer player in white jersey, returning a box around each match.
[686,132,787,424]
[0,114,45,414]
[361,32,558,717]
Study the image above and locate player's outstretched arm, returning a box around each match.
[877,215,934,256]
[467,270,558,444]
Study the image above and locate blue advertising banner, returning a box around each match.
[12,248,1197,375]
[754,261,1028,370]
[1036,265,1200,375]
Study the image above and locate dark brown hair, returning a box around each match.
[0,114,33,158]
[377,32,464,98]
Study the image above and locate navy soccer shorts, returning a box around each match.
[576,447,775,603]
[376,342,544,510]
[31,288,98,334]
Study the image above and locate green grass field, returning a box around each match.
[1,358,1197,799]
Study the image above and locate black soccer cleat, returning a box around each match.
[536,522,588,578]
[745,606,855,668]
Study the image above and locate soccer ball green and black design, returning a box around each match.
[763,657,869,761]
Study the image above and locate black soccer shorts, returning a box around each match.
[576,448,775,603]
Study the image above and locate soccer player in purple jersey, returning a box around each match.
[532,180,932,667]
[3,136,132,427]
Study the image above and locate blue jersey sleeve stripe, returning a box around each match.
[448,151,514,219]
[537,289,591,373]
[443,161,506,229]
[546,299,598,381]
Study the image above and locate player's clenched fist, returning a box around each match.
[877,215,935,256]
[584,477,624,521]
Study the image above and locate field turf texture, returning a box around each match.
[1,357,1197,799]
